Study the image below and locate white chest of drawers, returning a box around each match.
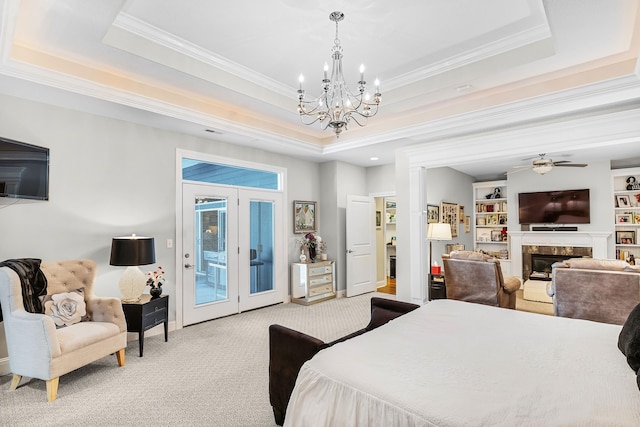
[291,260,336,305]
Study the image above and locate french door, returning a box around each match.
[182,183,283,325]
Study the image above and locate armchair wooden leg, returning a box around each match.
[9,374,21,391]
[116,348,126,367]
[46,377,59,402]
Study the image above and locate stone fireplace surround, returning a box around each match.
[509,231,610,282]
[522,246,592,280]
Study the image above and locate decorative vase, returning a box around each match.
[308,246,316,262]
[150,283,163,299]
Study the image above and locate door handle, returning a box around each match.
[346,249,353,253]
[184,263,194,269]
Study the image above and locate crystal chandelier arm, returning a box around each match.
[295,11,381,138]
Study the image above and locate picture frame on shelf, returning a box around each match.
[616,213,633,224]
[486,214,499,225]
[617,195,632,208]
[427,204,439,224]
[616,230,635,245]
[293,200,317,233]
[440,201,458,237]
[476,217,486,226]
[491,230,502,242]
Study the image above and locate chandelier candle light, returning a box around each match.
[297,11,382,138]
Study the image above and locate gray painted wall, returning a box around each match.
[0,92,320,323]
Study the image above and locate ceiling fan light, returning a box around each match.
[533,164,553,175]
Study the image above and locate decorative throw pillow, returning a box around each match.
[40,289,88,328]
[618,303,640,373]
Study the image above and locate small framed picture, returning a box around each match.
[427,204,439,224]
[477,217,486,226]
[616,213,632,224]
[376,211,381,228]
[293,200,317,233]
[464,216,470,233]
[617,195,632,208]
[458,205,465,223]
[491,230,502,242]
[616,230,635,245]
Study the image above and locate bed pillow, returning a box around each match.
[40,289,88,328]
[618,303,640,373]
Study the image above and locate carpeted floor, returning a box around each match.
[0,292,386,427]
[0,290,554,426]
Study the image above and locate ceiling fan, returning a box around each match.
[508,154,588,175]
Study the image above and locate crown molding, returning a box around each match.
[325,74,640,155]
[111,12,294,99]
[385,22,551,91]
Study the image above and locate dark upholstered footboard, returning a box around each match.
[268,297,419,425]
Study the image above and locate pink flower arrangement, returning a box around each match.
[146,266,165,288]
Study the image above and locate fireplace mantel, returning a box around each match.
[509,231,611,281]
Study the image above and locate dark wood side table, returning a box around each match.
[429,274,446,300]
[121,294,168,357]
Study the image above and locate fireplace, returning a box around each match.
[529,254,571,280]
[522,245,592,281]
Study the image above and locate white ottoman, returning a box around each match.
[523,279,553,304]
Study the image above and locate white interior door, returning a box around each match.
[346,195,377,297]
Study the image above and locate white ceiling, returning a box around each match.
[1,0,640,180]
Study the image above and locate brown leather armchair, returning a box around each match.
[548,258,640,324]
[442,251,520,309]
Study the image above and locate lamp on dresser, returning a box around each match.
[427,222,452,274]
[110,234,155,302]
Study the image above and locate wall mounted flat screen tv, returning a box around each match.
[518,189,590,224]
[0,136,49,201]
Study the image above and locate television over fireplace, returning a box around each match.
[518,189,590,224]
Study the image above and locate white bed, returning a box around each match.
[284,299,640,426]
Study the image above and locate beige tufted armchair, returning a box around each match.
[0,259,127,402]
[442,251,521,309]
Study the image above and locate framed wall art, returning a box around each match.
[427,204,439,224]
[440,201,458,237]
[294,200,317,233]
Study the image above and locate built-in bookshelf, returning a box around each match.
[612,167,640,264]
[473,180,510,274]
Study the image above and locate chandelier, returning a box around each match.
[297,11,382,138]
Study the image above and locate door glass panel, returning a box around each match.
[195,197,228,305]
[250,200,274,294]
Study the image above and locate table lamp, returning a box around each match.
[110,234,156,302]
[427,223,452,274]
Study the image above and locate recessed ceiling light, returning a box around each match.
[370,156,379,161]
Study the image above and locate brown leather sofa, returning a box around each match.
[268,297,419,426]
[442,250,521,309]
[548,258,640,324]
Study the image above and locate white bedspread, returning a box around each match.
[284,299,640,426]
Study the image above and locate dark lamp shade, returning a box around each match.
[110,236,156,266]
